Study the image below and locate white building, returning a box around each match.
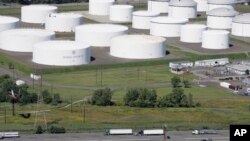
[148,0,170,13]
[207,7,239,29]
[227,64,250,75]
[194,58,229,67]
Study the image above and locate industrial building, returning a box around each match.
[227,64,250,75]
[148,0,170,13]
[207,7,239,29]
[169,61,193,73]
[89,0,115,16]
[168,0,197,19]
[132,11,160,29]
[194,0,208,12]
[21,5,58,24]
[109,5,134,22]
[194,58,229,67]
[207,0,236,11]
[0,28,55,52]
[202,30,230,49]
[0,16,20,32]
[33,41,91,66]
[75,24,128,47]
[150,16,189,37]
[110,35,166,59]
[180,24,207,43]
[232,13,250,37]
[45,13,84,32]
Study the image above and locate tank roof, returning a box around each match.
[0,16,19,23]
[34,40,90,50]
[169,0,197,7]
[22,5,58,10]
[207,8,239,17]
[76,24,128,32]
[0,28,55,36]
[207,0,236,5]
[233,13,250,24]
[133,11,160,17]
[112,35,166,44]
[151,16,189,24]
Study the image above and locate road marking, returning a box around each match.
[185,137,229,140]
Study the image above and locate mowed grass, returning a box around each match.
[43,65,196,87]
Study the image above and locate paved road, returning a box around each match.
[2,131,229,141]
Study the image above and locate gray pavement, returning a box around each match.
[1,131,229,141]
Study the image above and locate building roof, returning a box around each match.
[195,58,229,63]
[207,8,239,17]
[227,64,250,71]
[208,0,236,5]
[233,13,250,24]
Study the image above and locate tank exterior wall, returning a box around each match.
[232,23,250,37]
[208,4,235,11]
[180,25,207,43]
[202,31,229,49]
[133,15,159,29]
[150,22,186,37]
[207,16,233,29]
[89,0,114,15]
[168,6,197,18]
[110,6,133,22]
[148,0,169,13]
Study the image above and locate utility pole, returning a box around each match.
[71,96,73,113]
[83,99,86,123]
[4,102,6,124]
[96,68,98,85]
[137,68,140,80]
[163,124,167,141]
[100,66,103,87]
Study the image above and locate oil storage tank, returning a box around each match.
[180,24,207,43]
[0,16,20,32]
[232,13,250,37]
[110,35,166,59]
[132,11,160,29]
[148,0,170,13]
[207,0,236,11]
[0,28,55,52]
[202,30,230,49]
[150,16,188,37]
[168,0,197,19]
[207,8,239,29]
[89,0,115,16]
[75,24,128,47]
[194,0,208,12]
[33,41,91,66]
[109,5,133,22]
[21,5,58,24]
[45,13,83,32]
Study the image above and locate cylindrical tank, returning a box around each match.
[232,13,250,37]
[75,24,128,47]
[0,29,55,52]
[45,13,84,32]
[21,5,58,24]
[168,0,197,19]
[33,41,91,66]
[202,30,230,49]
[132,11,160,29]
[207,8,239,29]
[110,35,166,59]
[0,16,20,32]
[109,5,133,22]
[194,0,208,12]
[89,0,115,16]
[148,0,170,13]
[180,24,207,43]
[207,0,236,11]
[150,16,189,37]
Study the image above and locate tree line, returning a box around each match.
[90,76,200,108]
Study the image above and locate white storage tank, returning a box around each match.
[132,11,160,29]
[202,30,230,49]
[89,0,115,16]
[21,5,58,24]
[194,0,208,12]
[180,24,207,43]
[33,41,91,66]
[45,13,83,32]
[207,8,239,29]
[168,0,197,19]
[0,16,20,32]
[148,0,170,13]
[75,24,128,47]
[150,16,189,37]
[110,35,166,59]
[207,0,236,11]
[0,28,55,52]
[109,5,133,22]
[232,13,250,37]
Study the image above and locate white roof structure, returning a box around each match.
[207,7,239,17]
[233,13,250,24]
[151,16,189,24]
[169,0,197,6]
[0,16,19,24]
[208,0,236,4]
[133,11,160,17]
[0,16,19,32]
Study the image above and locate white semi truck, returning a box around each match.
[104,129,133,135]
[137,129,164,136]
[192,129,217,135]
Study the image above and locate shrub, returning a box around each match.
[91,88,113,106]
[36,125,44,134]
[48,125,66,134]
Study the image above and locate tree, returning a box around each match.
[42,90,53,104]
[124,88,157,108]
[36,125,44,134]
[51,93,62,106]
[91,88,113,106]
[183,80,191,88]
[171,76,181,88]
